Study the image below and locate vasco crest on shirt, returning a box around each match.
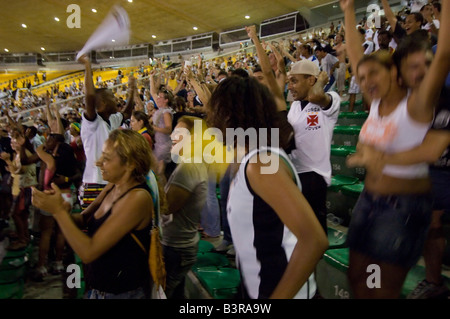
[306,112,320,131]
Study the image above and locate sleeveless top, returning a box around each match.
[227,147,316,299]
[359,93,431,179]
[84,183,152,294]
[11,149,37,196]
[152,107,174,163]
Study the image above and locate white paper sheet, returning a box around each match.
[76,5,130,60]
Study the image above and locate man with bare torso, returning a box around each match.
[333,33,347,97]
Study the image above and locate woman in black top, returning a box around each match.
[32,129,161,298]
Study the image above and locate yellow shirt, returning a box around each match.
[167,78,178,92]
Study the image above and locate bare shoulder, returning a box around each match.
[246,152,292,181]
[115,187,153,210]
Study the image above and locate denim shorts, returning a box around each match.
[346,190,432,268]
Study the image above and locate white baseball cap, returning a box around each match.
[288,60,320,78]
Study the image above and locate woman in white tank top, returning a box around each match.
[149,71,174,164]
[206,75,328,299]
[340,0,450,298]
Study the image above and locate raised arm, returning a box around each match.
[185,67,211,107]
[45,94,58,133]
[78,55,97,121]
[16,134,39,166]
[35,144,55,173]
[149,70,160,108]
[46,96,64,135]
[133,85,145,112]
[422,6,439,36]
[268,42,288,94]
[340,0,367,101]
[307,71,333,109]
[5,112,21,133]
[173,73,186,95]
[121,75,136,121]
[197,54,203,72]
[408,0,450,123]
[380,0,398,33]
[246,25,286,112]
[280,45,298,63]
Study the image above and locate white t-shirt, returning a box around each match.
[363,40,375,55]
[320,53,339,78]
[365,28,374,41]
[422,19,440,30]
[80,112,123,184]
[161,162,208,248]
[287,91,340,185]
[301,55,320,68]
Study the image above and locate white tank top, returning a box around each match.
[227,147,316,299]
[359,93,431,179]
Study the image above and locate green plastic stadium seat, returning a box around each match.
[192,252,230,272]
[198,240,215,253]
[327,227,347,249]
[195,267,241,299]
[332,126,361,147]
[316,248,353,299]
[0,250,27,299]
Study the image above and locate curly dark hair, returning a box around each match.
[206,75,281,149]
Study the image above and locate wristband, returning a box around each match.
[65,176,69,183]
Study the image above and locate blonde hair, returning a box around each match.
[107,129,168,214]
[107,129,155,181]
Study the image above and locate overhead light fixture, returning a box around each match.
[152,35,156,38]
[193,26,198,30]
[22,24,27,28]
[4,49,9,52]
[112,39,116,42]
[92,8,97,13]
[41,47,45,51]
[128,0,133,2]
[245,15,250,19]
[54,17,60,22]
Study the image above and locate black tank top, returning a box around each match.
[84,183,152,294]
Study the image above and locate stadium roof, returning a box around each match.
[0,0,341,54]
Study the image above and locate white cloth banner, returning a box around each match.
[76,5,130,60]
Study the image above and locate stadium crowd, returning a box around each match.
[0,0,448,300]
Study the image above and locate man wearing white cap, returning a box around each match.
[287,60,341,233]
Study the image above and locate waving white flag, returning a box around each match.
[76,5,130,60]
